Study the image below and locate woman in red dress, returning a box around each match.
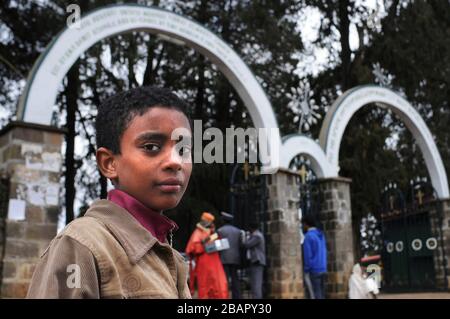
[185,212,229,299]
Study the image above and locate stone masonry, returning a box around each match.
[264,171,355,299]
[265,168,303,298]
[431,199,450,290]
[0,121,64,298]
[317,177,354,299]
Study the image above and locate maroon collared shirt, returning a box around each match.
[107,189,178,244]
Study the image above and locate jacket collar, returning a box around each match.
[85,199,170,264]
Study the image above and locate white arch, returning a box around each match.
[281,134,337,178]
[319,85,449,199]
[16,4,280,173]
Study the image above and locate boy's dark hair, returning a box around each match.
[95,86,191,154]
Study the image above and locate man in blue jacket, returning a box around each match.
[302,215,327,299]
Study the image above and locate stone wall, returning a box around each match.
[436,199,450,290]
[0,122,64,298]
[318,177,354,299]
[265,168,303,298]
[264,171,355,299]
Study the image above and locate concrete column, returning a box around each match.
[0,121,64,298]
[318,177,354,299]
[265,168,303,298]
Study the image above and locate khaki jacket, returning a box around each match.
[26,200,191,299]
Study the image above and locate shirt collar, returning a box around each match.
[107,189,178,244]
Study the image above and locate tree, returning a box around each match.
[1,1,304,246]
[300,0,449,257]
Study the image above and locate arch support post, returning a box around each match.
[317,177,354,299]
[265,169,304,298]
[0,122,64,298]
[430,199,450,290]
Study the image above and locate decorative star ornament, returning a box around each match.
[286,82,321,133]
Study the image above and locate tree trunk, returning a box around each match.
[65,63,79,224]
[339,0,351,91]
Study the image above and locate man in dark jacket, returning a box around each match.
[217,211,243,299]
[244,221,266,299]
[302,215,327,299]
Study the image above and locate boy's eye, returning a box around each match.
[143,144,161,152]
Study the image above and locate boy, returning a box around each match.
[27,86,193,298]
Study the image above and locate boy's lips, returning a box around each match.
[155,178,184,193]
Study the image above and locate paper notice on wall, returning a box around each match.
[22,143,44,170]
[7,199,26,221]
[45,184,60,206]
[42,152,62,172]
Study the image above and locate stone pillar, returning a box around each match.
[265,168,303,298]
[318,177,354,299]
[435,199,450,290]
[0,121,64,298]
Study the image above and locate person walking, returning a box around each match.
[217,211,243,299]
[243,221,266,299]
[302,214,327,299]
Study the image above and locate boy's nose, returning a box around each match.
[162,147,184,171]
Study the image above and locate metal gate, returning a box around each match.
[229,161,267,233]
[380,178,446,291]
[229,161,268,298]
[289,155,322,223]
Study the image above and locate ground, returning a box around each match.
[378,292,450,299]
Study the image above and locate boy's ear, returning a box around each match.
[96,147,119,181]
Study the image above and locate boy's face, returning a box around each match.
[97,106,192,212]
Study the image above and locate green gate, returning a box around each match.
[380,179,445,291]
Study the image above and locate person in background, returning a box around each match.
[185,212,229,299]
[243,221,266,299]
[349,263,379,299]
[217,211,243,299]
[302,214,327,299]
